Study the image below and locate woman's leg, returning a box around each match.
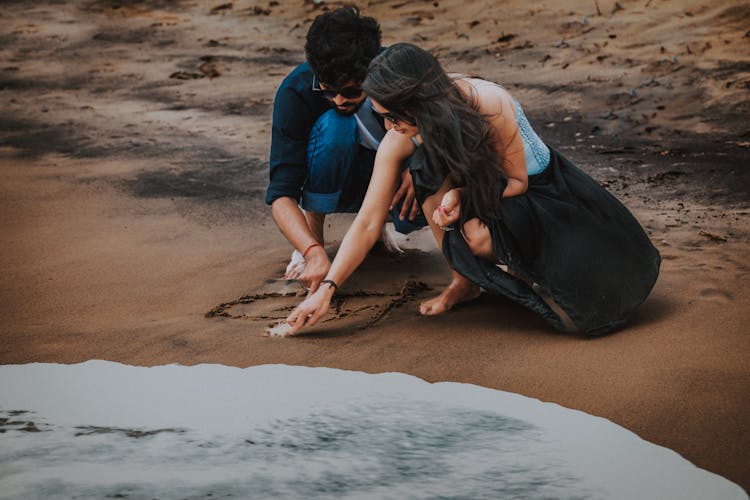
[462,216,578,332]
[420,268,481,315]
[418,182,481,316]
[461,218,494,260]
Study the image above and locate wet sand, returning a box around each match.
[1,0,748,493]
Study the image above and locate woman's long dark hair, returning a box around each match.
[363,43,507,223]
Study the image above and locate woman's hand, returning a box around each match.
[432,188,462,229]
[286,284,335,335]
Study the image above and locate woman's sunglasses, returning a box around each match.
[373,109,415,126]
[312,77,363,100]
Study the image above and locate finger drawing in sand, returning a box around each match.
[284,43,661,336]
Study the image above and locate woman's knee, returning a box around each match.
[462,218,493,258]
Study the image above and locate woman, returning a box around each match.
[286,43,660,336]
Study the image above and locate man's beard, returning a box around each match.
[333,102,361,116]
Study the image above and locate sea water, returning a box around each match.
[0,362,746,499]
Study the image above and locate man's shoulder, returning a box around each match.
[274,61,326,121]
[272,61,328,138]
[278,61,314,96]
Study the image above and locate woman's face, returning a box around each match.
[371,99,418,136]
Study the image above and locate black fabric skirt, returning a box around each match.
[442,147,661,335]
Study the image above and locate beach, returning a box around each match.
[1,0,748,493]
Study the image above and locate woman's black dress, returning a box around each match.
[410,146,661,335]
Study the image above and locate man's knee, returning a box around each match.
[303,110,361,214]
[308,109,359,157]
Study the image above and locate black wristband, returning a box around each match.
[320,279,338,291]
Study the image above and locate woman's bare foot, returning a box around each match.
[420,273,480,315]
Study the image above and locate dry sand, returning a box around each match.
[1,0,748,492]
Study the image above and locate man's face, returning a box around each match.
[316,79,366,115]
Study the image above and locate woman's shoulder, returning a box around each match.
[455,78,515,117]
[453,76,506,94]
[379,129,418,158]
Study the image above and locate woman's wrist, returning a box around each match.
[320,279,338,293]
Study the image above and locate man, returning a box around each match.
[266,7,425,292]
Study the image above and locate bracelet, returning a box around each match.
[320,279,338,291]
[302,243,322,258]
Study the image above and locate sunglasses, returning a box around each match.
[373,108,415,126]
[312,76,363,100]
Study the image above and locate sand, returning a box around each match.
[1,0,748,493]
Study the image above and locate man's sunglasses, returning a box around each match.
[312,77,363,100]
[373,108,415,126]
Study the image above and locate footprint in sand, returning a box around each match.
[206,280,431,337]
[698,288,734,303]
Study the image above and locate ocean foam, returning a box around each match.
[0,362,746,499]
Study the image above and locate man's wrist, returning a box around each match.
[302,242,322,258]
[305,244,328,261]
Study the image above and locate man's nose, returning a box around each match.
[332,93,347,106]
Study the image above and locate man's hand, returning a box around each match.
[390,169,420,221]
[432,188,462,229]
[297,245,331,293]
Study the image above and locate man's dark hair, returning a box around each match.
[305,6,381,87]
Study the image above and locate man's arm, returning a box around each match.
[271,196,330,290]
[266,67,332,290]
[266,76,315,207]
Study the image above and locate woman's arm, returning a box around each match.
[285,130,414,334]
[325,134,412,287]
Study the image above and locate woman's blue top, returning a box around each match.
[514,100,549,175]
